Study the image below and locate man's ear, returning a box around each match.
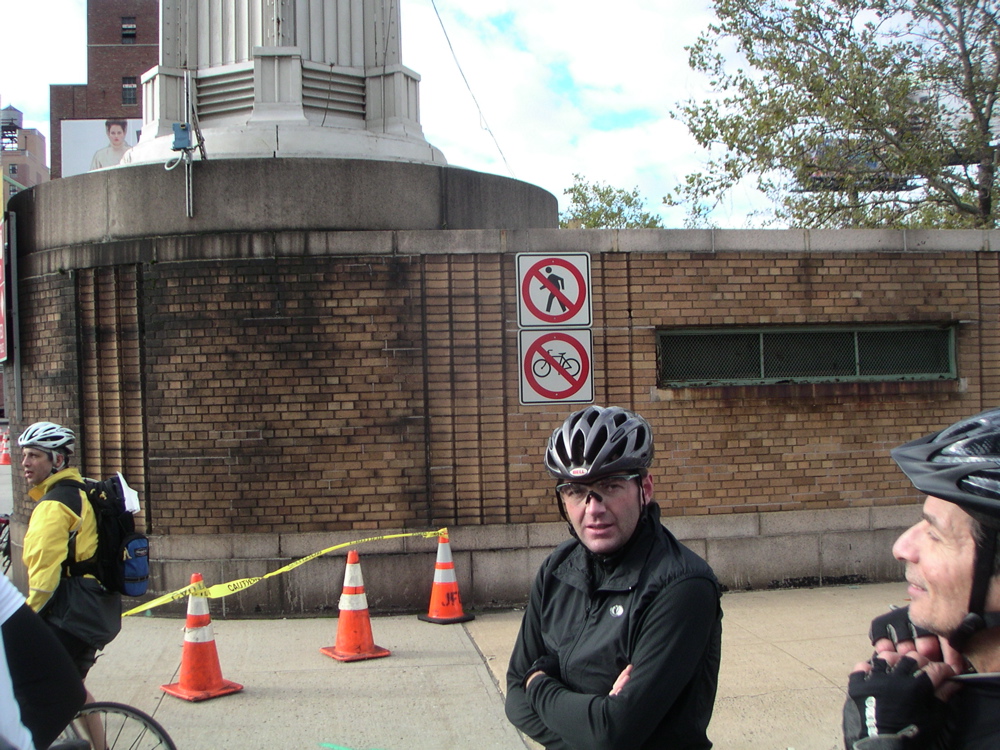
[641,473,654,505]
[53,453,64,471]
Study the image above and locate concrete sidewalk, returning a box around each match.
[81,581,910,750]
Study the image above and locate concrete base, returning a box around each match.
[123,123,448,167]
[9,504,918,617]
[13,157,558,250]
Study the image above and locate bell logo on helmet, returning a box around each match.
[570,468,588,477]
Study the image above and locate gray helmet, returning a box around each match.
[891,408,1000,523]
[18,422,76,456]
[545,406,654,482]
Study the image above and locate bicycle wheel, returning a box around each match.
[0,516,10,573]
[73,702,177,750]
[532,358,552,378]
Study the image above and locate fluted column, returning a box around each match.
[132,0,444,164]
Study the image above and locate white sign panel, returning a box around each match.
[517,253,592,328]
[519,329,594,405]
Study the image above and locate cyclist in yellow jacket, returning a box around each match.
[21,424,98,617]
[19,421,114,746]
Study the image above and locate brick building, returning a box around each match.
[1,106,48,212]
[7,160,998,614]
[48,0,158,179]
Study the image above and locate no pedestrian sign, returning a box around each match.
[517,254,591,328]
[519,329,594,405]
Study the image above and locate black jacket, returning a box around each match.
[505,503,723,749]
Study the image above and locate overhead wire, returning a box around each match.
[428,0,517,178]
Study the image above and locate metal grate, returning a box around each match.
[657,326,955,387]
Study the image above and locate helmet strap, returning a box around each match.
[950,528,999,650]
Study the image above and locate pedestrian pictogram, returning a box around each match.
[517,254,591,327]
[519,330,593,404]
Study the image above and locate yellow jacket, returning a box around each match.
[22,467,98,612]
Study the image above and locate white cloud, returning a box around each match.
[0,0,87,135]
[1,0,773,226]
[402,0,772,225]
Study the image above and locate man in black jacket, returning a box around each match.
[505,405,723,749]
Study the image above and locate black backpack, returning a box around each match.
[49,475,150,597]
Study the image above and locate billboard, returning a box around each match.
[60,118,144,178]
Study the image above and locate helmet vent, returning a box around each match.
[584,426,609,465]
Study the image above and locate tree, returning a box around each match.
[560,174,664,228]
[668,0,1000,228]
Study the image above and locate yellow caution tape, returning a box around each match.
[123,527,447,617]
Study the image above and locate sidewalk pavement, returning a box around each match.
[82,581,910,750]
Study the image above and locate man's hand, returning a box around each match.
[847,651,957,744]
[869,607,940,660]
[523,654,561,689]
[868,607,968,679]
[609,664,632,696]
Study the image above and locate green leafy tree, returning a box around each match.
[560,174,664,228]
[668,0,1000,228]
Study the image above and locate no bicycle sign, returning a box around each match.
[519,329,594,405]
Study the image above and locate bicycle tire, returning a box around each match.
[0,517,9,574]
[532,358,552,378]
[73,701,177,750]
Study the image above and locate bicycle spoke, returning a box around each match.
[75,703,176,750]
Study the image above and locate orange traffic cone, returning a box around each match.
[320,550,391,662]
[161,573,243,702]
[0,432,10,466]
[418,532,474,624]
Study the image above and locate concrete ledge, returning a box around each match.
[10,158,559,252]
[8,504,915,617]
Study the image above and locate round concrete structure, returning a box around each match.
[15,158,557,250]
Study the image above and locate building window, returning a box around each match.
[122,77,138,105]
[8,186,17,198]
[7,164,16,176]
[656,325,956,387]
[121,17,137,44]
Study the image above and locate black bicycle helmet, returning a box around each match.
[891,408,1000,647]
[891,408,1000,522]
[545,405,654,482]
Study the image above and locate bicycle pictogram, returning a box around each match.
[532,349,581,379]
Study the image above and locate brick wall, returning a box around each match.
[13,275,84,516]
[11,226,1000,609]
[12,238,997,536]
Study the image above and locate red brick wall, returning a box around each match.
[13,242,997,536]
[84,0,158,111]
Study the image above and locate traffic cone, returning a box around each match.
[0,432,10,466]
[320,550,391,662]
[418,532,474,624]
[161,573,243,702]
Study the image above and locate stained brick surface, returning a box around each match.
[13,239,998,539]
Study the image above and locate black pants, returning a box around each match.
[3,604,86,750]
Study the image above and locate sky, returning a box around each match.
[0,0,770,227]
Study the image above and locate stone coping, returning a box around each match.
[148,504,922,561]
